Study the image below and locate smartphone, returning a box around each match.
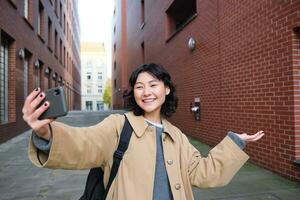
[38,86,68,120]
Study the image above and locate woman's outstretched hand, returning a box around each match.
[235,130,265,143]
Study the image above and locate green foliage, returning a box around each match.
[103,79,112,108]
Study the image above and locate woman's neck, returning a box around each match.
[144,112,161,124]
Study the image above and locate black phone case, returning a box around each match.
[38,86,68,120]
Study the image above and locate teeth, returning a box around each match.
[143,99,154,103]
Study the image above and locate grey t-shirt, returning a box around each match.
[145,120,172,200]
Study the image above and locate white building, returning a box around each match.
[81,42,108,111]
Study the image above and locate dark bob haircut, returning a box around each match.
[123,63,178,118]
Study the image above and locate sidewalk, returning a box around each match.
[189,138,300,200]
[0,110,299,200]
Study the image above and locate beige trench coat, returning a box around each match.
[28,112,249,200]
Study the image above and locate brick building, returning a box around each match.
[0,0,81,143]
[112,0,300,180]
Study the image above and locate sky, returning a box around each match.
[78,0,114,77]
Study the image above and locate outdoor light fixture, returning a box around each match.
[52,72,57,80]
[34,60,40,68]
[188,37,196,51]
[18,48,25,59]
[45,67,50,75]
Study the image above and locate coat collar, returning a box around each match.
[125,112,176,142]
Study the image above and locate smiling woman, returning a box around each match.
[124,63,177,122]
[23,63,264,200]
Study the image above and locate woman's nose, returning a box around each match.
[143,86,151,96]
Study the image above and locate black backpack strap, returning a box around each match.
[104,115,133,198]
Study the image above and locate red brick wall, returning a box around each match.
[120,0,300,180]
[0,0,81,143]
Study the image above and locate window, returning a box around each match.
[141,0,145,28]
[97,101,104,111]
[0,31,13,124]
[114,79,117,91]
[85,101,93,111]
[24,0,29,19]
[66,22,69,41]
[114,61,116,71]
[23,50,32,98]
[54,0,58,16]
[54,30,58,57]
[141,42,145,63]
[23,57,28,97]
[98,72,102,80]
[59,39,62,63]
[87,72,91,80]
[44,67,51,90]
[66,51,68,71]
[98,85,102,93]
[293,27,300,159]
[38,1,44,37]
[48,18,52,49]
[87,86,92,94]
[87,61,93,68]
[63,13,66,34]
[34,61,43,88]
[166,0,197,38]
[59,2,62,26]
[63,46,66,67]
[114,43,116,52]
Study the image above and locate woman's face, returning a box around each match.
[134,72,170,117]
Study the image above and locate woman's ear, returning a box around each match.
[166,87,170,95]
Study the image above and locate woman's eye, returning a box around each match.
[135,86,143,89]
[151,84,157,87]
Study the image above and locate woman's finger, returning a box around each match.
[27,92,46,115]
[30,101,51,122]
[245,132,265,142]
[23,88,41,114]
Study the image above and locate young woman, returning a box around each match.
[23,63,264,200]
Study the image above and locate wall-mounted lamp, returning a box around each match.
[58,77,62,83]
[52,72,57,80]
[190,97,201,121]
[45,67,50,75]
[18,48,25,59]
[34,60,40,69]
[188,37,196,51]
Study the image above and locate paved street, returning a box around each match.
[0,110,300,200]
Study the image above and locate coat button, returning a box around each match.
[167,159,173,165]
[175,183,181,190]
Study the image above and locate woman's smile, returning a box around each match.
[134,72,170,121]
[142,98,156,103]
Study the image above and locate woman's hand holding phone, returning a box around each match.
[22,87,54,141]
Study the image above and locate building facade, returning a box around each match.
[81,42,108,111]
[113,0,300,180]
[0,0,81,143]
[111,0,128,109]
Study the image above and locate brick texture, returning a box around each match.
[0,0,81,143]
[114,0,300,180]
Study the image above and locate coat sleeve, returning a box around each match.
[183,134,249,188]
[28,114,124,169]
